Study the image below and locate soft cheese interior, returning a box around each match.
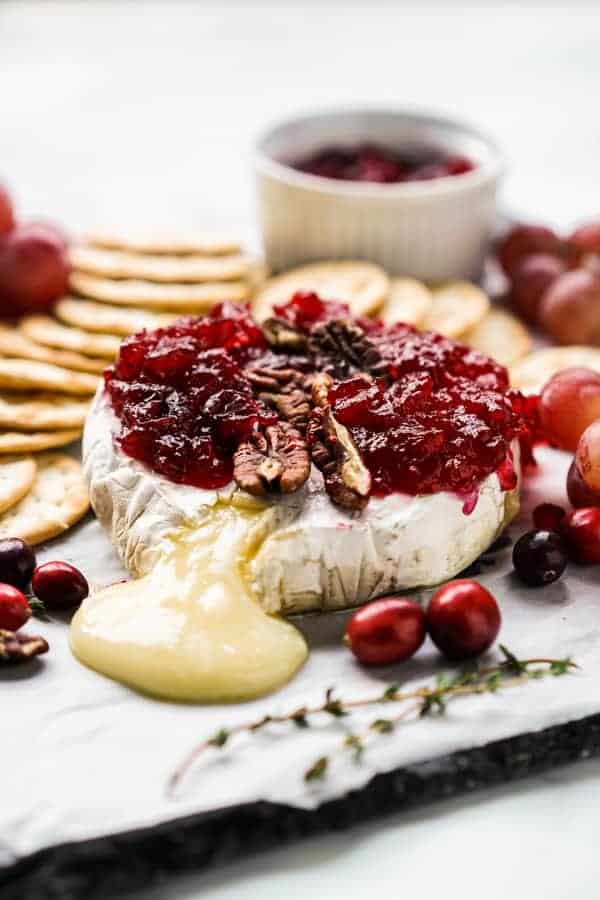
[70,501,308,702]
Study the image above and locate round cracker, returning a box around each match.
[0,455,36,515]
[0,452,89,545]
[83,229,241,257]
[0,393,90,432]
[0,324,105,375]
[55,297,176,336]
[510,346,600,394]
[20,316,121,360]
[462,309,532,367]
[380,278,433,326]
[0,429,81,454]
[253,261,389,321]
[70,245,250,283]
[69,271,249,311]
[0,359,98,396]
[422,282,490,338]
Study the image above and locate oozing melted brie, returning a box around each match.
[70,501,308,702]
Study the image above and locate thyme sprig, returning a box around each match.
[168,646,576,796]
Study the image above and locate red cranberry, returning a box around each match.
[32,561,89,610]
[0,537,36,589]
[426,580,501,660]
[512,530,568,587]
[0,584,31,631]
[344,597,426,666]
[563,508,600,564]
[533,503,566,531]
[567,222,600,264]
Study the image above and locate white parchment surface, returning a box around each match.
[2,446,599,868]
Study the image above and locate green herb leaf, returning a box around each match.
[305,756,328,782]
[208,728,229,748]
[382,682,401,701]
[371,718,394,734]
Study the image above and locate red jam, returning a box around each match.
[105,294,536,497]
[293,143,475,184]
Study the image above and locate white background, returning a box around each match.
[2,3,600,898]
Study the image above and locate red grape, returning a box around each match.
[426,580,501,660]
[0,222,69,315]
[567,222,600,264]
[0,184,15,237]
[510,253,565,324]
[345,597,426,666]
[538,367,600,452]
[497,224,563,277]
[540,269,600,345]
[567,459,600,508]
[0,583,31,631]
[563,507,600,564]
[576,420,600,494]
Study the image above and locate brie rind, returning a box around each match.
[83,389,520,614]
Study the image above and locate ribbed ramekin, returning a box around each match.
[254,108,505,282]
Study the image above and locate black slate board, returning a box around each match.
[3,711,600,900]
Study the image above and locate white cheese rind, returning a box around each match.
[83,389,520,614]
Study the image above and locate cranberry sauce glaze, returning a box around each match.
[105,294,537,498]
[293,143,475,184]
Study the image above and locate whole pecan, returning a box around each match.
[309,319,382,378]
[0,629,49,664]
[308,373,372,511]
[234,422,311,496]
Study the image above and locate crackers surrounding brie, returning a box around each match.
[83,388,520,614]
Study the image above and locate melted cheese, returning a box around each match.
[70,503,308,702]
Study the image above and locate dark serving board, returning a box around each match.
[3,711,600,900]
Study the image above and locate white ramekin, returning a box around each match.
[254,108,505,282]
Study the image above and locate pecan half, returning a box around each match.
[0,629,49,665]
[309,319,382,377]
[234,422,310,496]
[245,366,312,433]
[308,373,372,511]
[262,318,309,351]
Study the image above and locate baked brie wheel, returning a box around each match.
[73,295,531,702]
[83,295,524,614]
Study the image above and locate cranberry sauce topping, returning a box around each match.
[105,293,536,498]
[293,143,475,184]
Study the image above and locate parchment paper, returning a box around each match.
[2,446,598,869]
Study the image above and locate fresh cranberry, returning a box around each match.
[567,459,600,508]
[533,503,566,531]
[32,561,89,610]
[345,597,426,666]
[512,530,568,587]
[563,508,600,564]
[0,583,31,631]
[426,580,501,660]
[0,537,36,589]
